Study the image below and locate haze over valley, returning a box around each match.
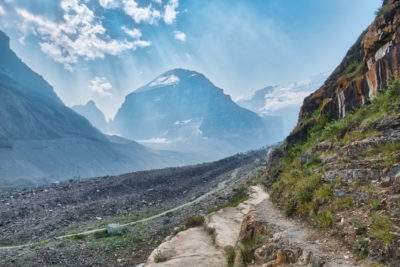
[4,1,400,267]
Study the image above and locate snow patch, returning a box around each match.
[149,75,179,87]
[137,138,172,144]
[174,119,192,125]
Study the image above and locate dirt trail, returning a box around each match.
[145,185,363,267]
[144,185,268,266]
[206,186,268,249]
[253,192,360,266]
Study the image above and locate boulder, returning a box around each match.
[106,223,124,236]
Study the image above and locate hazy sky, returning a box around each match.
[0,0,381,120]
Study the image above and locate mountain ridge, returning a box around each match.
[111,68,281,160]
[0,31,187,188]
[72,100,109,133]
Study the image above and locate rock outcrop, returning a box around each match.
[290,0,400,144]
[264,2,400,265]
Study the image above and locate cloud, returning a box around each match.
[262,79,316,112]
[174,30,186,42]
[164,0,179,24]
[103,0,179,25]
[89,76,113,96]
[133,39,151,47]
[121,25,142,38]
[0,5,5,15]
[99,0,120,9]
[122,0,161,24]
[15,0,152,70]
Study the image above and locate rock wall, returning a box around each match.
[289,0,400,144]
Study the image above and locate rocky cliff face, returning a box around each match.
[263,2,400,265]
[290,0,400,144]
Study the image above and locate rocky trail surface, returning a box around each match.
[145,185,365,267]
[144,186,268,267]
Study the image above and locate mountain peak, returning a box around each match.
[155,68,203,82]
[86,100,97,107]
[135,68,205,93]
[163,68,200,77]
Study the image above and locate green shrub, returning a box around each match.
[312,212,334,230]
[228,187,248,206]
[184,215,205,228]
[94,230,108,239]
[334,196,354,211]
[304,153,321,167]
[285,196,296,216]
[174,225,185,235]
[71,234,86,241]
[370,214,394,244]
[154,250,168,263]
[369,199,382,210]
[239,235,262,264]
[314,186,333,200]
[302,168,313,176]
[353,236,369,258]
[375,3,390,16]
[271,179,286,195]
[295,176,321,203]
[226,247,235,267]
[205,226,215,235]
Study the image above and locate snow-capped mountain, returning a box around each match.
[0,31,184,188]
[237,73,329,136]
[72,100,109,133]
[111,69,281,160]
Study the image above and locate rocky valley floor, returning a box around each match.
[0,149,267,266]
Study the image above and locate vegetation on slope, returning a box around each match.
[266,80,400,262]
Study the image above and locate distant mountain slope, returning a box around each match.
[111,69,280,158]
[0,31,184,188]
[236,86,275,113]
[72,100,108,133]
[0,72,105,143]
[236,74,328,136]
[0,31,61,104]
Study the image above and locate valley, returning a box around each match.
[0,148,268,266]
[1,0,399,266]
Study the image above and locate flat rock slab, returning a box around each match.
[206,186,268,248]
[145,227,225,267]
[145,186,269,266]
[207,206,243,248]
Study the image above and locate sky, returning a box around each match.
[0,0,381,120]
